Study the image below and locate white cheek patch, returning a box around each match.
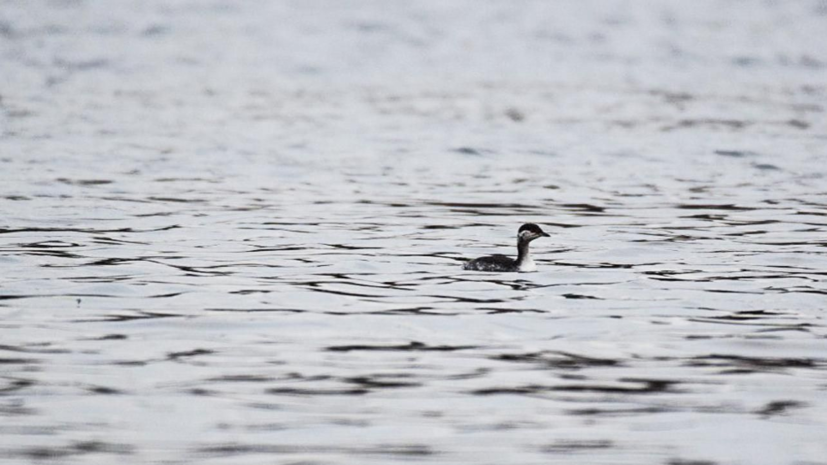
[519,230,532,240]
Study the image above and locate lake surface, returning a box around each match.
[1,1,826,464]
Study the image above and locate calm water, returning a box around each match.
[2,1,827,464]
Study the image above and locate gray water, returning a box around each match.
[2,1,827,464]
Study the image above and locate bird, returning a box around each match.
[463,223,550,272]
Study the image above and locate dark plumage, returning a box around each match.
[463,223,549,272]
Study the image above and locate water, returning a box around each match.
[2,1,827,464]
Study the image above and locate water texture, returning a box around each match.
[1,1,827,464]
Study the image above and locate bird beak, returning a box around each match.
[541,232,550,237]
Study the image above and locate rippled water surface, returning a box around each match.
[2,1,827,464]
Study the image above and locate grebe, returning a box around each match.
[463,223,550,272]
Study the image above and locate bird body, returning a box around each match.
[463,223,549,272]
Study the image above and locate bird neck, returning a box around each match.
[516,238,531,264]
